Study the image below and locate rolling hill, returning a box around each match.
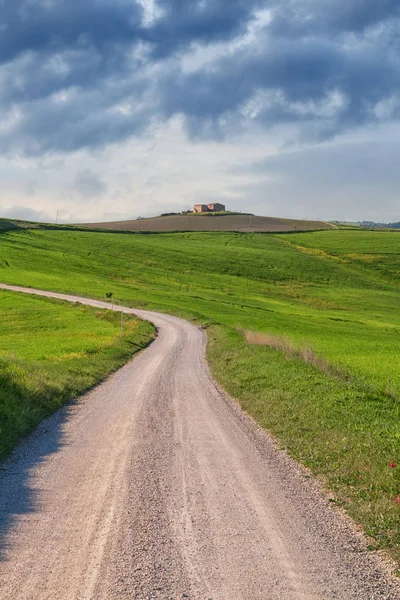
[81,213,335,233]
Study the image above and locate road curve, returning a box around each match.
[0,283,399,600]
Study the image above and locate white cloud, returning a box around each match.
[0,118,273,223]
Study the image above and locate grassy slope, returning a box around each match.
[281,229,400,284]
[0,227,400,560]
[0,228,398,393]
[0,289,154,458]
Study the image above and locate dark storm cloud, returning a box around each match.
[146,0,264,57]
[0,0,144,65]
[160,30,400,141]
[0,0,260,66]
[0,0,399,154]
[0,0,262,153]
[268,0,400,37]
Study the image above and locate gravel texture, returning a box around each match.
[0,283,399,599]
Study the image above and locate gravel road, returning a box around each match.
[0,283,399,600]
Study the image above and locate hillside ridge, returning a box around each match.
[80,213,335,233]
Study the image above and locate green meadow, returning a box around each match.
[0,289,154,458]
[0,227,398,393]
[0,226,400,560]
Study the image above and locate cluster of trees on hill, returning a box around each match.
[360,221,400,229]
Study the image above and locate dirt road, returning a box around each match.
[0,283,399,599]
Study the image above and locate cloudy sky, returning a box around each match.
[0,0,399,224]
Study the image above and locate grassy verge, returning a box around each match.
[208,325,400,562]
[0,290,154,458]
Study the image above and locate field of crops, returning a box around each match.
[80,213,334,233]
[0,226,399,559]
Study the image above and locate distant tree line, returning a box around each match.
[360,221,400,229]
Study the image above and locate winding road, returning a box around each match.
[0,283,399,599]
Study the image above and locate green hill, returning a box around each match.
[0,225,400,561]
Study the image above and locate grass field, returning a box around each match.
[0,228,398,392]
[0,289,154,458]
[0,226,399,560]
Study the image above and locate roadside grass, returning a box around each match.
[208,326,400,562]
[0,227,400,560]
[243,329,338,377]
[0,290,154,458]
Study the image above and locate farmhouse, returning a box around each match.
[207,203,225,212]
[193,203,226,213]
[193,204,209,213]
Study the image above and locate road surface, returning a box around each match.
[0,283,399,599]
